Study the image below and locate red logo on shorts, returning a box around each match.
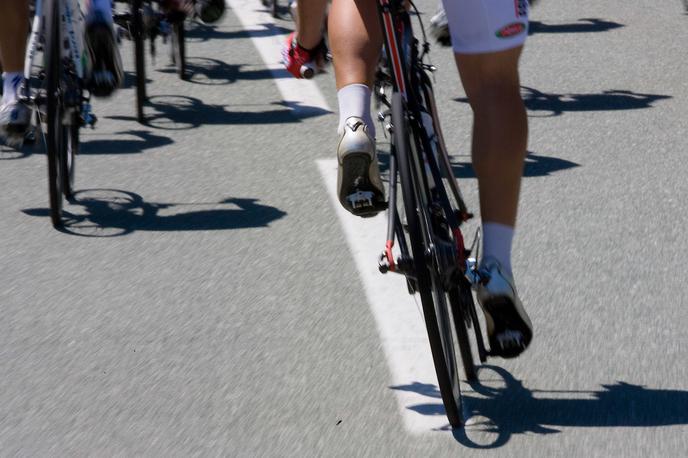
[496,22,526,38]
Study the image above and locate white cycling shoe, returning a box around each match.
[476,258,533,358]
[336,117,386,217]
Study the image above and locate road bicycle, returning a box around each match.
[22,0,98,227]
[374,0,494,427]
[114,0,188,123]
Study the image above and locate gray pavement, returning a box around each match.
[1,0,687,456]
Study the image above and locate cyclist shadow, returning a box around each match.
[107,95,330,130]
[376,150,579,179]
[528,18,624,35]
[392,365,688,448]
[455,87,671,117]
[449,151,580,178]
[21,189,286,237]
[184,21,291,42]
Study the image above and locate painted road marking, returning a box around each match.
[317,160,451,433]
[229,0,451,432]
[225,0,331,114]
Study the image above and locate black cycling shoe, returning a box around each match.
[85,16,123,98]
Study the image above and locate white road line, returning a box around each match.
[225,0,332,114]
[317,160,450,433]
[229,0,449,432]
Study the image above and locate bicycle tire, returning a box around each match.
[414,72,477,381]
[45,0,65,227]
[449,285,477,381]
[132,0,146,123]
[392,92,463,427]
[62,117,78,200]
[171,20,187,80]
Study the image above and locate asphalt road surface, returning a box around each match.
[1,0,687,455]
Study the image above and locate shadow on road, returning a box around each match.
[2,130,174,158]
[377,150,579,178]
[81,130,174,155]
[456,88,671,117]
[108,95,330,130]
[157,57,286,85]
[391,365,688,448]
[121,70,153,90]
[22,189,286,237]
[185,21,291,42]
[529,18,624,35]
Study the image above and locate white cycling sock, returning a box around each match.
[482,222,515,275]
[2,72,23,104]
[337,83,375,139]
[85,0,113,24]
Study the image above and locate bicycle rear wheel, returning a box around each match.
[171,20,187,80]
[45,0,65,227]
[61,117,78,200]
[449,284,477,381]
[392,92,463,427]
[132,0,146,122]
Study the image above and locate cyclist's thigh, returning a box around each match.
[442,0,529,55]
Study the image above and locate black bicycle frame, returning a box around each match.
[376,0,471,281]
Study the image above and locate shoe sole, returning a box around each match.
[482,296,533,359]
[338,153,386,218]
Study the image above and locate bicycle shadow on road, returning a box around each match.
[528,18,624,35]
[455,88,671,117]
[121,70,153,90]
[2,130,174,158]
[156,57,286,85]
[80,130,174,155]
[22,189,286,237]
[107,95,330,130]
[392,365,688,449]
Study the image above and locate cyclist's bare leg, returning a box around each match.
[0,1,30,139]
[455,46,532,357]
[328,0,381,90]
[295,0,328,49]
[0,1,29,75]
[455,47,527,228]
[329,0,386,216]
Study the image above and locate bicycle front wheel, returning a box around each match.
[392,92,463,427]
[45,0,65,227]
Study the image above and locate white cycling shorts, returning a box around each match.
[441,0,529,54]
